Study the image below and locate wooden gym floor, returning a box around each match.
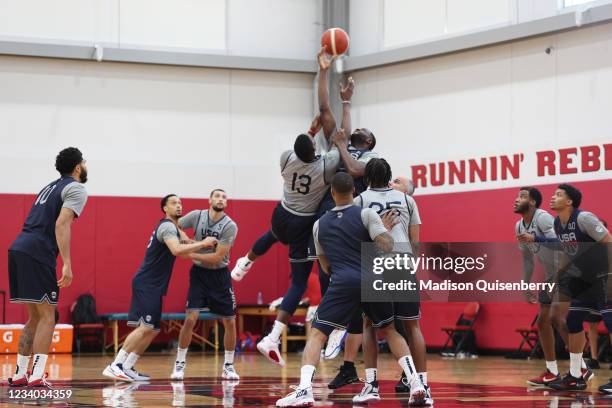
[1,352,612,407]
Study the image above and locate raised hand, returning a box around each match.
[339,76,355,102]
[317,47,334,71]
[332,127,349,147]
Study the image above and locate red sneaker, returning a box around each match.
[27,373,52,388]
[582,368,594,382]
[527,370,560,386]
[8,370,30,387]
[8,376,28,387]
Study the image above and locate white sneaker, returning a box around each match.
[324,329,347,360]
[123,367,150,381]
[171,361,185,380]
[103,363,134,382]
[409,382,427,406]
[352,381,381,403]
[276,386,314,407]
[231,256,253,281]
[257,335,285,367]
[222,363,240,380]
[425,385,434,405]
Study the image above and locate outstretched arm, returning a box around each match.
[317,48,336,140]
[339,76,354,136]
[190,243,231,268]
[165,236,218,257]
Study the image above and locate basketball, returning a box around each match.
[321,27,350,56]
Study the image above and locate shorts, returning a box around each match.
[557,268,607,303]
[584,310,603,323]
[186,265,236,318]
[312,282,394,336]
[271,203,317,262]
[128,287,163,331]
[394,301,421,320]
[8,250,59,305]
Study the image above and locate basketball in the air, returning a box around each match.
[321,27,350,56]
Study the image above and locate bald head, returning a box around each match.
[391,176,415,196]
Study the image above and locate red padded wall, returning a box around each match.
[0,178,609,350]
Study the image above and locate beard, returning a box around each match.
[79,169,88,183]
[211,204,225,212]
[350,132,368,147]
[513,202,529,214]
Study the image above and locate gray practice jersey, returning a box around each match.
[280,148,340,215]
[355,187,421,254]
[515,208,557,282]
[179,210,238,269]
[576,211,610,241]
[61,183,88,217]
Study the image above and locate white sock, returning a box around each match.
[418,371,428,386]
[269,321,286,342]
[299,365,316,389]
[546,360,559,375]
[570,353,582,378]
[113,349,129,366]
[398,355,421,389]
[123,353,140,371]
[14,354,30,378]
[30,354,48,380]
[581,358,587,369]
[176,348,188,363]
[365,368,377,383]
[225,350,235,365]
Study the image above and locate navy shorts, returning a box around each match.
[567,300,612,333]
[312,282,394,336]
[271,203,317,262]
[8,250,59,305]
[128,287,163,331]
[394,302,421,320]
[558,270,607,303]
[186,265,236,318]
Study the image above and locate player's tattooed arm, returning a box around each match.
[317,47,337,140]
[189,243,231,268]
[373,232,394,253]
[165,236,217,257]
[56,207,76,288]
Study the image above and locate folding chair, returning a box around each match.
[71,300,105,353]
[440,302,480,356]
[514,314,541,358]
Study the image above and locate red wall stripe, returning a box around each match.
[0,178,609,350]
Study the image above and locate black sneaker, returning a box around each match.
[586,358,600,369]
[328,363,359,389]
[547,373,587,391]
[599,379,612,394]
[395,372,410,393]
